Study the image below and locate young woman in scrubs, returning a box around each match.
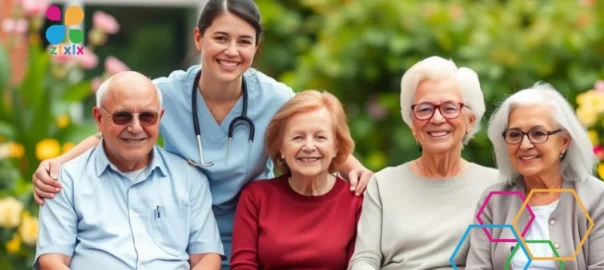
[31,0,373,268]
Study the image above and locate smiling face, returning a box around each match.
[280,108,338,178]
[505,105,570,178]
[194,12,258,83]
[411,78,476,154]
[93,75,164,169]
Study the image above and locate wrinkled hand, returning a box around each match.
[347,167,374,196]
[33,158,63,205]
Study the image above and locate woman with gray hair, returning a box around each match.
[466,83,604,269]
[348,56,500,269]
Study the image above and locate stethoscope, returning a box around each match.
[187,70,255,167]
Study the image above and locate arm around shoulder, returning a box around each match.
[57,133,101,163]
[33,134,101,203]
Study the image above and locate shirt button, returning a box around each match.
[549,219,556,225]
[554,243,560,249]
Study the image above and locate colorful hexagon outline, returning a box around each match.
[505,240,565,269]
[512,188,595,260]
[449,224,532,270]
[476,191,535,242]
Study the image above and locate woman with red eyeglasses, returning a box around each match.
[348,56,500,270]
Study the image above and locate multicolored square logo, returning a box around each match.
[45,5,85,55]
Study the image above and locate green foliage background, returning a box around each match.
[252,0,604,170]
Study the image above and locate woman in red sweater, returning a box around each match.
[231,90,364,269]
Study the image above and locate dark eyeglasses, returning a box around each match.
[501,127,563,145]
[99,106,160,127]
[411,101,467,120]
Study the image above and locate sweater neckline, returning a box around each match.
[278,174,345,203]
[403,162,477,186]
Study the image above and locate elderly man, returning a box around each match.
[34,71,224,270]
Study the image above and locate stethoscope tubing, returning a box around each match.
[189,70,255,167]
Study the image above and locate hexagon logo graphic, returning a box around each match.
[476,191,535,242]
[450,224,532,270]
[512,189,595,261]
[506,240,565,269]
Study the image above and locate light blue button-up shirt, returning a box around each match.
[153,65,294,266]
[35,142,224,270]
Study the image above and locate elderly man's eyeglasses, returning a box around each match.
[99,107,159,127]
[502,127,563,145]
[411,101,467,120]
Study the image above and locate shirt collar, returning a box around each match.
[187,64,257,100]
[94,139,166,178]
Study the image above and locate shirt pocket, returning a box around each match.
[151,205,190,256]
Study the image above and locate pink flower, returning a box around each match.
[1,18,28,33]
[15,19,28,33]
[105,56,130,75]
[77,48,98,70]
[367,96,388,120]
[1,18,15,33]
[93,11,119,34]
[594,145,604,160]
[22,0,51,18]
[595,80,604,93]
[91,77,104,92]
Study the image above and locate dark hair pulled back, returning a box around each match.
[197,0,263,45]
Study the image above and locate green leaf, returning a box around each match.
[0,46,10,120]
[350,116,374,140]
[19,44,49,111]
[0,46,9,92]
[0,121,15,138]
[29,88,54,143]
[62,81,92,102]
[62,121,99,144]
[13,180,33,197]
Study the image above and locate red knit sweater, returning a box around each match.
[231,174,364,270]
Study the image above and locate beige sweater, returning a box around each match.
[349,162,499,270]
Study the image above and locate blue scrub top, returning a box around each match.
[153,65,294,266]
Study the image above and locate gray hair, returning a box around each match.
[487,82,596,185]
[400,56,486,144]
[96,75,163,108]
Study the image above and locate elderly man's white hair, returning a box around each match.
[487,82,597,185]
[95,72,163,108]
[400,56,486,144]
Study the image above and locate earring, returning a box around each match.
[560,151,566,160]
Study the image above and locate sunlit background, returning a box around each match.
[1,0,603,268]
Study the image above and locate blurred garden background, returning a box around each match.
[1,0,604,268]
